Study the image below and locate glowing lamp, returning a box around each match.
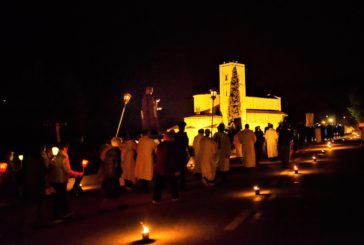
[141,223,150,241]
[123,93,132,105]
[312,156,317,162]
[327,142,332,149]
[52,147,59,157]
[81,159,89,168]
[0,162,8,173]
[294,165,298,174]
[254,185,260,195]
[18,155,24,162]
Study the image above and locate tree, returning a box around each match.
[347,93,364,124]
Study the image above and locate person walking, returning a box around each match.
[152,132,180,204]
[98,141,125,212]
[265,123,279,160]
[254,126,265,166]
[236,124,257,168]
[121,133,138,190]
[198,129,217,186]
[192,129,204,179]
[277,118,294,169]
[174,121,189,190]
[48,141,83,223]
[135,131,157,193]
[213,123,231,183]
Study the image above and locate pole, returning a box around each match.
[115,105,126,138]
[211,98,215,137]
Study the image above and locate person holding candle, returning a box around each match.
[48,141,83,223]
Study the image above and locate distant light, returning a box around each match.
[52,147,59,156]
[81,159,89,168]
[18,155,24,161]
[294,165,298,174]
[141,222,150,241]
[254,185,260,195]
[0,162,8,173]
[312,156,317,162]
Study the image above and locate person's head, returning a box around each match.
[268,123,273,129]
[205,129,211,137]
[198,128,204,134]
[145,86,153,95]
[245,124,249,129]
[255,126,260,131]
[217,123,225,132]
[178,121,186,131]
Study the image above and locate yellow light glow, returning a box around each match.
[123,93,132,104]
[51,147,59,156]
[81,159,89,168]
[0,162,8,173]
[18,155,24,161]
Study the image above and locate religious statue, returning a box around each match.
[141,86,162,134]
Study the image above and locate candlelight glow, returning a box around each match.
[312,156,317,162]
[18,155,24,161]
[81,159,89,168]
[254,185,260,195]
[0,162,8,173]
[52,147,59,156]
[294,165,298,174]
[186,157,195,170]
[141,222,150,240]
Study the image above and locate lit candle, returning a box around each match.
[81,159,89,168]
[52,147,59,157]
[141,223,150,240]
[18,155,24,161]
[0,162,8,173]
[312,156,317,162]
[294,165,298,174]
[254,185,260,195]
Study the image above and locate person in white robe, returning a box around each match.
[192,129,204,176]
[121,134,138,190]
[213,123,231,182]
[236,124,257,168]
[198,129,217,186]
[265,124,279,159]
[135,132,158,192]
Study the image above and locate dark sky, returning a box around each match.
[1,1,363,142]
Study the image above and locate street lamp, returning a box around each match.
[210,89,217,136]
[115,92,132,138]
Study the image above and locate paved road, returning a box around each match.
[1,140,363,244]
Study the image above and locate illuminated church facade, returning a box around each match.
[183,61,287,145]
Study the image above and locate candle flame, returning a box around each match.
[18,155,24,161]
[253,185,259,191]
[294,165,298,170]
[0,162,8,173]
[141,222,149,234]
[82,159,89,167]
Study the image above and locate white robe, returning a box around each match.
[198,136,217,181]
[135,136,157,181]
[192,133,204,173]
[121,140,137,182]
[265,128,279,158]
[213,132,231,171]
[237,129,257,168]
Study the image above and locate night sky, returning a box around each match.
[1,1,363,144]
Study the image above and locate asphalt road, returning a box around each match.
[1,140,363,245]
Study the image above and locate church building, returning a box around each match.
[183,61,287,145]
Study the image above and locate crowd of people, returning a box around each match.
[0,116,299,232]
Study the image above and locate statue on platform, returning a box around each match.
[141,86,162,134]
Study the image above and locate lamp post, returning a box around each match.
[210,89,217,137]
[115,93,132,138]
